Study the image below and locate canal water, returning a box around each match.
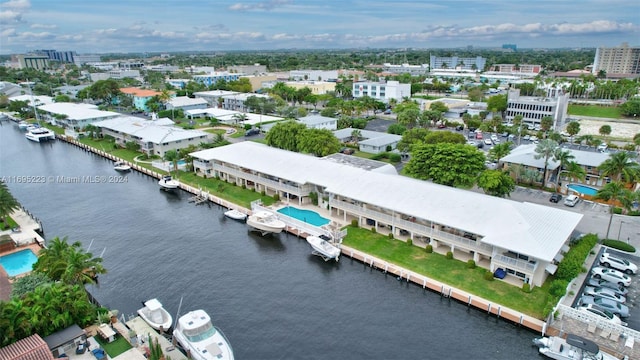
[0,123,541,359]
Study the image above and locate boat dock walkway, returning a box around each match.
[123,317,188,360]
[1,207,45,247]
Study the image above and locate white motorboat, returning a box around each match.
[159,175,180,190]
[173,309,234,360]
[533,334,619,360]
[246,211,286,235]
[18,121,30,130]
[224,209,247,222]
[113,161,131,172]
[306,235,340,261]
[137,298,172,332]
[25,127,56,142]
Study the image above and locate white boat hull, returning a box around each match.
[306,236,340,261]
[533,335,619,360]
[174,310,234,360]
[25,128,55,142]
[137,298,172,331]
[159,176,180,190]
[114,161,131,172]
[246,211,286,235]
[224,209,247,221]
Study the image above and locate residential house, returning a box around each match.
[37,102,120,129]
[93,116,210,157]
[298,115,338,130]
[333,128,402,154]
[166,96,208,112]
[0,334,54,360]
[120,87,163,112]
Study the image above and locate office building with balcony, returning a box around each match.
[221,93,270,112]
[192,72,241,87]
[193,90,241,107]
[190,141,583,287]
[505,89,570,130]
[352,80,411,103]
[14,54,49,70]
[593,42,640,76]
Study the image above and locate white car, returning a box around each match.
[591,267,631,287]
[583,286,626,303]
[600,252,638,274]
[484,138,493,146]
[577,304,623,325]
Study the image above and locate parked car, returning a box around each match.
[549,193,562,203]
[583,286,626,303]
[244,128,260,136]
[579,295,629,318]
[501,132,509,138]
[600,252,638,274]
[591,267,632,287]
[564,194,580,207]
[576,304,623,325]
[484,138,493,146]
[522,134,531,141]
[586,277,628,296]
[455,125,464,131]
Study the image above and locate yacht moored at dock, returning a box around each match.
[173,309,234,360]
[25,127,56,142]
[137,298,172,332]
[113,161,132,172]
[533,334,619,360]
[306,235,340,261]
[246,211,286,235]
[159,175,180,190]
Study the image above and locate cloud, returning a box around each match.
[0,0,30,23]
[228,0,292,12]
[3,0,30,9]
[193,24,228,32]
[30,23,57,29]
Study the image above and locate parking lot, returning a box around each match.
[570,248,640,331]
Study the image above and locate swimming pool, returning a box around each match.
[0,249,38,277]
[567,184,599,196]
[277,206,330,226]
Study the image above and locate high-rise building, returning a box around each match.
[14,54,49,70]
[35,49,76,63]
[592,42,640,75]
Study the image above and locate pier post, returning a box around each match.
[487,303,491,314]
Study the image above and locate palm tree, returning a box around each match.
[533,139,559,188]
[350,129,361,143]
[0,181,20,228]
[594,182,633,239]
[598,151,640,184]
[488,142,512,163]
[33,236,105,285]
[562,161,586,184]
[163,149,180,174]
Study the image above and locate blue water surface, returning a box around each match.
[0,249,38,276]
[277,206,330,226]
[567,184,598,196]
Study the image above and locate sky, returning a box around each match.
[1,0,639,55]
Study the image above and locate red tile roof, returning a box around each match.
[120,87,162,97]
[0,334,54,360]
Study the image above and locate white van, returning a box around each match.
[564,194,580,207]
[597,144,608,153]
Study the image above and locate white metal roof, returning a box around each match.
[298,115,337,126]
[191,142,582,261]
[168,96,208,107]
[94,116,210,144]
[38,102,119,120]
[503,144,611,169]
[9,95,54,105]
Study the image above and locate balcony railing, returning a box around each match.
[492,254,537,273]
[214,165,305,195]
[332,200,493,253]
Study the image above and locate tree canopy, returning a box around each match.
[265,120,308,152]
[404,143,486,188]
[477,170,515,197]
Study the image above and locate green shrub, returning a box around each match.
[406,238,411,245]
[522,283,531,293]
[388,153,402,163]
[425,244,433,253]
[351,219,359,228]
[549,279,569,297]
[388,233,394,239]
[242,184,246,189]
[629,210,640,216]
[371,227,376,233]
[467,259,476,269]
[483,271,494,281]
[602,239,636,253]
[613,207,623,214]
[309,192,318,205]
[556,233,598,280]
[445,251,453,259]
[273,194,280,201]
[261,190,266,196]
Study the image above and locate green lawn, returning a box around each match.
[342,226,551,318]
[568,105,622,119]
[178,172,275,208]
[95,334,132,358]
[0,216,18,231]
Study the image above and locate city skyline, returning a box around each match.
[1,0,639,55]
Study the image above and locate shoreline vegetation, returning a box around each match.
[57,132,559,319]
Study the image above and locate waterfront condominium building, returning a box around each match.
[592,42,640,75]
[352,80,411,103]
[192,72,242,87]
[190,141,583,288]
[505,89,570,130]
[429,55,486,72]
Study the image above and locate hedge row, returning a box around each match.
[555,234,598,281]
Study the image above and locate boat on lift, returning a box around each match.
[533,334,619,360]
[306,235,340,261]
[246,211,286,235]
[173,309,234,360]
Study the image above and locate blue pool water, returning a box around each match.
[170,160,187,167]
[277,206,330,226]
[0,249,38,276]
[567,184,598,196]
